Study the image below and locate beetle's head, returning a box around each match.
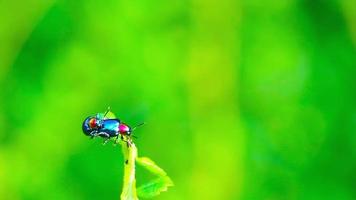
[119,123,131,136]
[82,116,101,136]
[120,122,146,138]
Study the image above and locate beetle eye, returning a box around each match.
[89,118,97,128]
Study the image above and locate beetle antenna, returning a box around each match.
[132,122,145,131]
[129,122,145,140]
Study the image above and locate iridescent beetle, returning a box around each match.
[82,107,144,145]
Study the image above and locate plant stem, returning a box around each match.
[120,141,138,200]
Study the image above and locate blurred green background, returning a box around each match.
[0,0,355,199]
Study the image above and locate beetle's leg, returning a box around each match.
[101,134,111,145]
[114,135,120,144]
[103,138,110,145]
[97,132,110,138]
[90,130,98,139]
[112,135,121,146]
[95,132,110,145]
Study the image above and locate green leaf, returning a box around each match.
[136,157,167,176]
[119,144,173,200]
[136,157,174,198]
[105,110,117,119]
[137,176,174,198]
[117,123,173,199]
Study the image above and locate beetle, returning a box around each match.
[82,107,143,145]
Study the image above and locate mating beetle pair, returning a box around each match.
[82,107,143,145]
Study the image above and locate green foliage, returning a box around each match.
[137,177,174,199]
[104,109,117,119]
[136,157,169,177]
[136,157,174,198]
[119,138,173,200]
[101,110,173,199]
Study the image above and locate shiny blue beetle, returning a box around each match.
[82,108,137,144]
